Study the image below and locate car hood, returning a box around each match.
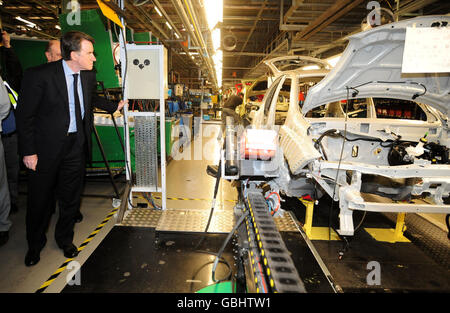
[302,16,450,116]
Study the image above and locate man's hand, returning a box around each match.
[23,154,38,171]
[117,99,128,112]
[2,31,11,48]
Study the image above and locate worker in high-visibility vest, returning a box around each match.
[0,30,22,223]
[0,74,12,247]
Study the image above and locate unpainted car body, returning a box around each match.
[242,16,450,236]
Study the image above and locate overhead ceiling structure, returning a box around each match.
[220,0,450,89]
[0,0,449,92]
[0,0,219,90]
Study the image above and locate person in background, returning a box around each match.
[45,40,61,63]
[16,31,127,266]
[0,74,12,247]
[218,92,244,140]
[223,92,243,111]
[0,30,22,215]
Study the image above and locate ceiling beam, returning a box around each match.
[396,0,440,16]
[30,0,58,17]
[224,4,278,10]
[0,6,51,34]
[295,0,364,41]
[235,0,269,64]
[2,21,58,39]
[283,0,304,24]
[224,16,278,21]
[307,27,363,57]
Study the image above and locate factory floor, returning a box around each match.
[0,121,449,293]
[0,121,237,293]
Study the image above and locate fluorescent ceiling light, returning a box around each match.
[15,16,37,28]
[212,28,221,51]
[204,0,223,30]
[213,49,223,86]
[155,6,163,17]
[55,25,61,30]
[165,21,172,30]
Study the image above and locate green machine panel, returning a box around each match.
[10,39,47,71]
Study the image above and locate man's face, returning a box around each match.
[72,39,96,70]
[46,41,61,62]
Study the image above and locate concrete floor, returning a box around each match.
[0,179,121,293]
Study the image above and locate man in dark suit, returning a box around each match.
[16,31,126,266]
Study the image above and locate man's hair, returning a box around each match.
[61,31,95,61]
[45,40,59,52]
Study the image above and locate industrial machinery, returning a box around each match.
[215,15,450,293]
[120,41,169,213]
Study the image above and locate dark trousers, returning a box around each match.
[1,132,19,208]
[26,133,85,252]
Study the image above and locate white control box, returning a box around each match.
[125,45,167,99]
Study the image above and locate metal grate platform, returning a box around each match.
[274,211,301,232]
[119,207,300,233]
[156,209,233,233]
[120,208,163,227]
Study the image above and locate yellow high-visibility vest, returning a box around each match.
[4,81,18,108]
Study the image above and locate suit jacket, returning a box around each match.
[16,59,118,170]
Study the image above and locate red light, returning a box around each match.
[241,129,277,160]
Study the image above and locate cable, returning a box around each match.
[346,80,427,100]
[205,160,222,233]
[265,191,280,216]
[446,214,450,239]
[188,260,232,292]
[212,210,249,282]
[354,211,367,232]
[266,199,273,213]
[142,192,161,210]
[116,6,138,209]
[194,249,233,282]
[192,160,222,253]
[328,87,351,241]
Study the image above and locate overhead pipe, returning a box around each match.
[170,0,217,88]
[170,0,203,57]
[183,0,218,87]
[152,0,183,40]
[184,0,218,87]
[125,0,196,70]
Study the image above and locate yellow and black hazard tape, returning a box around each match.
[134,195,236,202]
[35,207,119,293]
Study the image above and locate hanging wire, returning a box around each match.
[328,87,352,241]
[133,0,151,6]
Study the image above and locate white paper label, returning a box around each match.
[402,27,450,73]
